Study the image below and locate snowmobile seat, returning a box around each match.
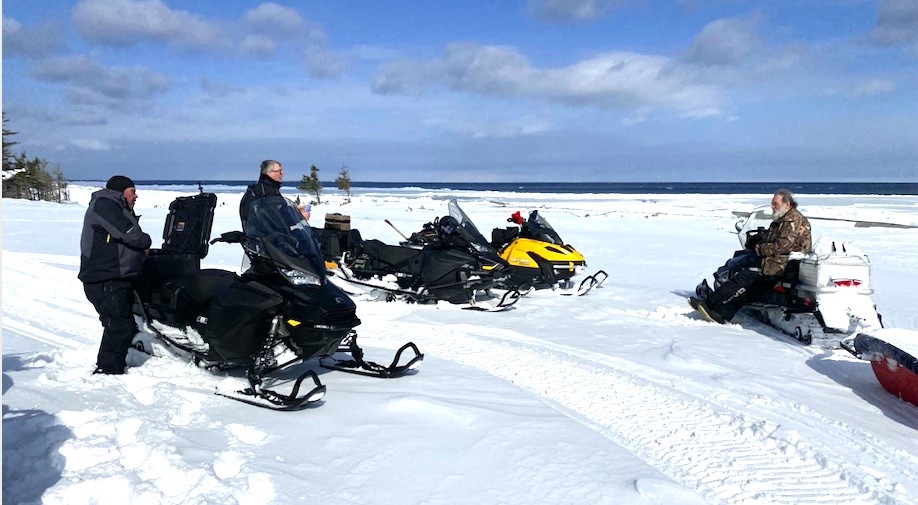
[360,239,422,269]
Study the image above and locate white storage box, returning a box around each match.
[797,239,872,292]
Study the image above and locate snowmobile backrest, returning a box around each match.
[161,192,218,259]
[407,223,439,246]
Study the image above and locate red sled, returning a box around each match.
[852,331,918,406]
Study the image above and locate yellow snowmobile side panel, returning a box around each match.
[499,237,586,271]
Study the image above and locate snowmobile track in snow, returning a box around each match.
[388,321,912,505]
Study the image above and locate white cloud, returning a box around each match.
[242,3,308,38]
[70,138,112,151]
[373,42,724,118]
[853,78,895,96]
[30,55,170,110]
[684,16,761,67]
[304,47,353,79]
[240,34,278,60]
[72,0,228,49]
[873,0,918,45]
[525,0,623,21]
[427,117,553,139]
[2,17,65,59]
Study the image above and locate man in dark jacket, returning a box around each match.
[691,189,812,324]
[239,160,284,225]
[79,175,152,374]
[239,159,310,226]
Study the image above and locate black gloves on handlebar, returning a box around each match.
[745,227,765,250]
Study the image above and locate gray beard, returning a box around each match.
[772,209,788,220]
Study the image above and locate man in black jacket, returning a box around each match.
[239,159,310,226]
[78,175,152,375]
[239,159,284,225]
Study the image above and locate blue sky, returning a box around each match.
[3,0,916,182]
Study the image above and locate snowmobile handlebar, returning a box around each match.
[385,219,409,241]
[211,231,246,245]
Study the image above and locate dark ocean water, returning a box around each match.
[77,180,918,195]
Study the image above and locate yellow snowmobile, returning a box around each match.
[491,210,607,295]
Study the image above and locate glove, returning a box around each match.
[745,228,765,250]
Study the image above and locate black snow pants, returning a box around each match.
[83,279,138,373]
[706,268,775,322]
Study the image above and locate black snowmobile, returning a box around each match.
[315,200,520,310]
[134,192,423,410]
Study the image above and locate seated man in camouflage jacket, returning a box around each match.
[691,189,812,324]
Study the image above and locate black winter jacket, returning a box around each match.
[239,174,282,224]
[78,189,152,283]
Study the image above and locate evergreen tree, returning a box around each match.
[298,165,322,204]
[3,112,20,174]
[2,113,69,202]
[335,164,352,203]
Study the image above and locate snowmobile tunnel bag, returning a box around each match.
[325,213,351,231]
[313,227,363,259]
[205,279,284,362]
[161,192,218,259]
[491,226,519,248]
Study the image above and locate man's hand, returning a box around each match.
[745,228,765,250]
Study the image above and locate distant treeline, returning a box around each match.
[2,113,70,203]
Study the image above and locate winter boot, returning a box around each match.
[689,297,726,324]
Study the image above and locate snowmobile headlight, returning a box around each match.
[280,268,322,286]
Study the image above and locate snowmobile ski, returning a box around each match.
[560,269,609,296]
[215,366,327,411]
[140,315,328,410]
[320,331,424,378]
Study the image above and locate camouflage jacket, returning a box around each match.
[755,207,812,277]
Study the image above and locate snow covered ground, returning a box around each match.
[3,184,917,505]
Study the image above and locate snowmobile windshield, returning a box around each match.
[244,197,327,282]
[525,210,564,244]
[447,200,501,259]
[735,205,774,248]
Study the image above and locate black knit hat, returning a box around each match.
[106,175,135,192]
